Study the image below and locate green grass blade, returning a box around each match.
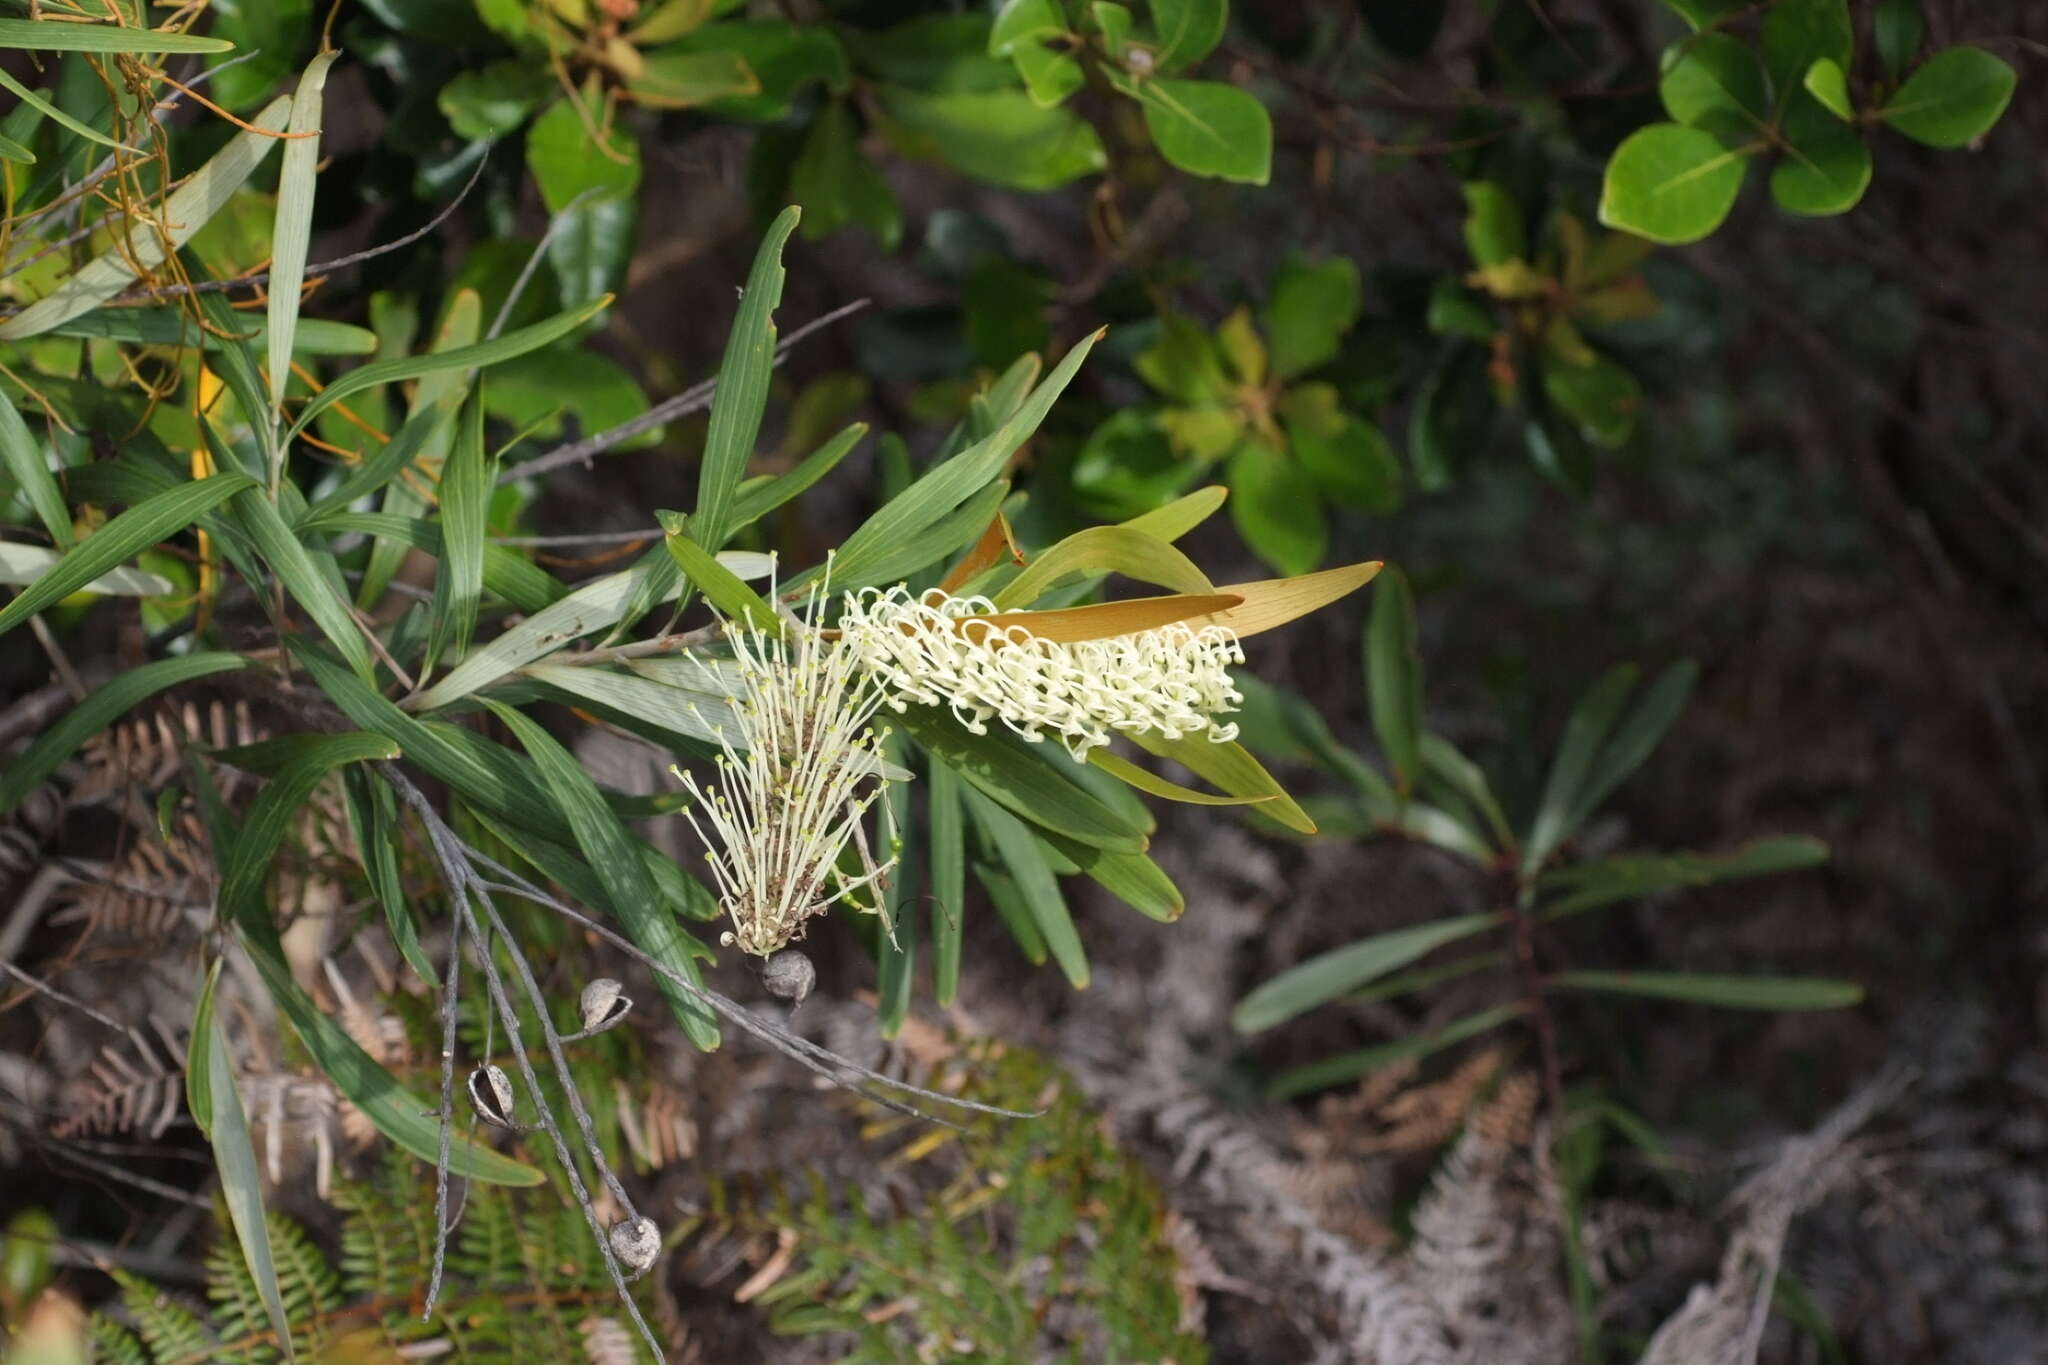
[188,959,295,1362]
[485,701,722,1049]
[694,206,800,554]
[0,96,290,341]
[267,52,339,438]
[0,395,71,546]
[228,486,376,680]
[0,472,256,638]
[0,18,234,52]
[0,652,250,811]
[1232,911,1500,1034]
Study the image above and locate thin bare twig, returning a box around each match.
[495,298,871,486]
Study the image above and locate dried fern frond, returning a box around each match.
[51,832,211,945]
[70,698,262,806]
[53,1016,187,1139]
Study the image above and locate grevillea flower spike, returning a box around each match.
[836,587,1247,761]
[675,574,900,960]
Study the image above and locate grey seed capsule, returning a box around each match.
[608,1215,660,1275]
[468,1064,517,1128]
[579,978,631,1033]
[761,948,815,1005]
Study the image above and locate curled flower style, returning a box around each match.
[675,579,898,957]
[836,587,1246,760]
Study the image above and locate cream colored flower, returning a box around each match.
[835,586,1245,760]
[675,579,898,958]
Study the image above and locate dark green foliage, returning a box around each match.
[680,1041,1204,1365]
[91,1153,655,1364]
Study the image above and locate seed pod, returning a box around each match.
[760,948,815,1005]
[468,1064,518,1128]
[608,1215,660,1275]
[578,978,631,1034]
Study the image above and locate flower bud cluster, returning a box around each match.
[835,586,1245,760]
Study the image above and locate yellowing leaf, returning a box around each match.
[937,510,1026,593]
[961,592,1244,643]
[1199,560,1383,638]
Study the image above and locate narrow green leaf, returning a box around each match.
[231,896,545,1185]
[1550,970,1863,1010]
[662,523,779,631]
[341,767,438,986]
[874,732,916,1036]
[975,859,1046,964]
[1567,659,1697,834]
[427,390,491,670]
[1126,730,1317,834]
[991,525,1214,608]
[1523,664,1637,875]
[0,132,31,163]
[1086,747,1276,808]
[0,97,291,341]
[0,653,250,812]
[286,297,609,441]
[229,487,376,680]
[50,309,375,354]
[267,52,336,425]
[819,478,1011,593]
[965,789,1087,988]
[1268,1002,1526,1099]
[0,399,71,547]
[928,759,966,1006]
[0,66,122,148]
[695,206,800,553]
[188,959,295,1362]
[0,473,256,638]
[729,422,867,531]
[831,329,1101,587]
[1366,565,1422,791]
[1037,829,1183,922]
[486,702,722,1049]
[0,18,234,52]
[1232,911,1499,1034]
[218,733,399,925]
[1419,733,1513,853]
[896,706,1146,853]
[1538,835,1829,920]
[299,510,563,614]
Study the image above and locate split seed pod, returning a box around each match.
[578,978,632,1034]
[761,948,815,1006]
[608,1215,660,1276]
[468,1064,518,1128]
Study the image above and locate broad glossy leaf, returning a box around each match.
[1460,181,1525,267]
[1150,0,1227,71]
[1227,441,1325,576]
[1266,255,1362,379]
[1658,32,1769,128]
[1874,0,1924,81]
[1233,911,1500,1033]
[1759,0,1851,98]
[876,85,1106,191]
[1882,46,2017,148]
[1598,123,1749,245]
[1136,77,1272,185]
[1770,92,1872,216]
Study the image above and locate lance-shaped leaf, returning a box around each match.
[965,789,1088,987]
[896,707,1147,853]
[0,97,291,341]
[1198,560,1383,638]
[694,206,799,553]
[0,18,234,51]
[188,960,294,1362]
[0,473,257,638]
[956,592,1243,644]
[1087,747,1276,808]
[991,526,1216,608]
[928,760,967,1005]
[1550,970,1862,1010]
[1233,911,1501,1034]
[1538,835,1829,920]
[1268,1003,1527,1099]
[1126,730,1316,833]
[267,52,339,424]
